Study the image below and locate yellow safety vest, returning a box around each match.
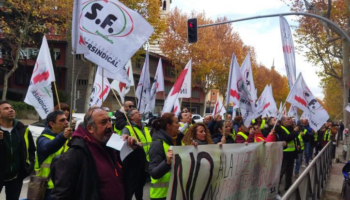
[150,141,171,199]
[125,125,152,162]
[23,127,31,166]
[237,132,248,141]
[113,124,122,136]
[180,123,192,134]
[280,126,296,152]
[298,129,307,151]
[35,134,69,189]
[324,129,331,141]
[314,132,318,142]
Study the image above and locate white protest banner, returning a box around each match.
[145,58,165,113]
[212,97,226,117]
[166,142,283,200]
[89,67,111,108]
[346,105,350,113]
[24,36,55,119]
[110,60,134,103]
[286,73,329,131]
[78,0,154,81]
[280,16,296,89]
[162,60,191,113]
[240,52,257,104]
[177,58,192,98]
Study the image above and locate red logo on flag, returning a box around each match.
[119,67,130,92]
[99,85,109,99]
[294,95,307,107]
[173,105,178,114]
[171,69,188,96]
[33,71,50,84]
[230,89,240,100]
[79,36,85,45]
[263,102,270,110]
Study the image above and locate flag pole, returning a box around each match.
[53,82,61,110]
[111,88,139,143]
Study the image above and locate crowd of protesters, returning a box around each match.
[0,100,341,200]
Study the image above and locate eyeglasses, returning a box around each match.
[128,105,135,108]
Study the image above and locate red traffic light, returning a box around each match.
[187,18,198,43]
[189,22,193,28]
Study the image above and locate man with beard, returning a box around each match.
[114,101,135,135]
[51,107,139,200]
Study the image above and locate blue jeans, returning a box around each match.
[295,152,303,174]
[304,142,310,164]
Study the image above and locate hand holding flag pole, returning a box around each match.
[111,88,139,143]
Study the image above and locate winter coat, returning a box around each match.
[0,119,35,189]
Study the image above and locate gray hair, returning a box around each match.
[83,107,103,129]
[127,108,138,119]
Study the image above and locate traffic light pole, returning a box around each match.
[197,12,350,44]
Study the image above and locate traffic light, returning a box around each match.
[187,18,198,43]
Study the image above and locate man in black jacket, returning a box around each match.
[51,107,140,200]
[275,116,300,193]
[0,100,35,200]
[114,101,135,134]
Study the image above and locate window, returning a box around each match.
[193,90,200,98]
[28,48,39,60]
[54,48,61,60]
[163,0,166,10]
[19,48,28,59]
[212,92,215,96]
[78,79,88,86]
[165,67,175,78]
[14,66,31,86]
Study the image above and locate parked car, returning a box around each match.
[192,114,203,123]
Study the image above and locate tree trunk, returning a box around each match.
[84,64,96,112]
[343,39,350,161]
[2,10,31,100]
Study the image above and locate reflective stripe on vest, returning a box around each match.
[114,124,122,136]
[237,132,248,141]
[298,129,306,151]
[150,141,171,199]
[230,129,236,141]
[35,134,68,189]
[254,136,265,143]
[260,119,266,130]
[280,126,296,152]
[324,129,331,141]
[314,133,318,141]
[125,125,152,162]
[24,127,31,165]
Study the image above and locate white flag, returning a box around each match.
[24,36,56,119]
[240,52,257,103]
[280,16,297,89]
[346,105,350,113]
[264,85,278,117]
[286,73,329,131]
[145,58,165,113]
[72,0,89,54]
[110,60,134,103]
[300,111,310,120]
[89,67,111,108]
[212,97,226,117]
[77,0,154,75]
[254,85,269,119]
[241,108,254,128]
[177,58,192,98]
[173,98,181,116]
[162,60,191,113]
[136,51,151,114]
[226,54,241,109]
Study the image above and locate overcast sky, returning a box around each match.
[171,0,324,99]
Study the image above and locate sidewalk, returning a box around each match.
[322,139,347,200]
